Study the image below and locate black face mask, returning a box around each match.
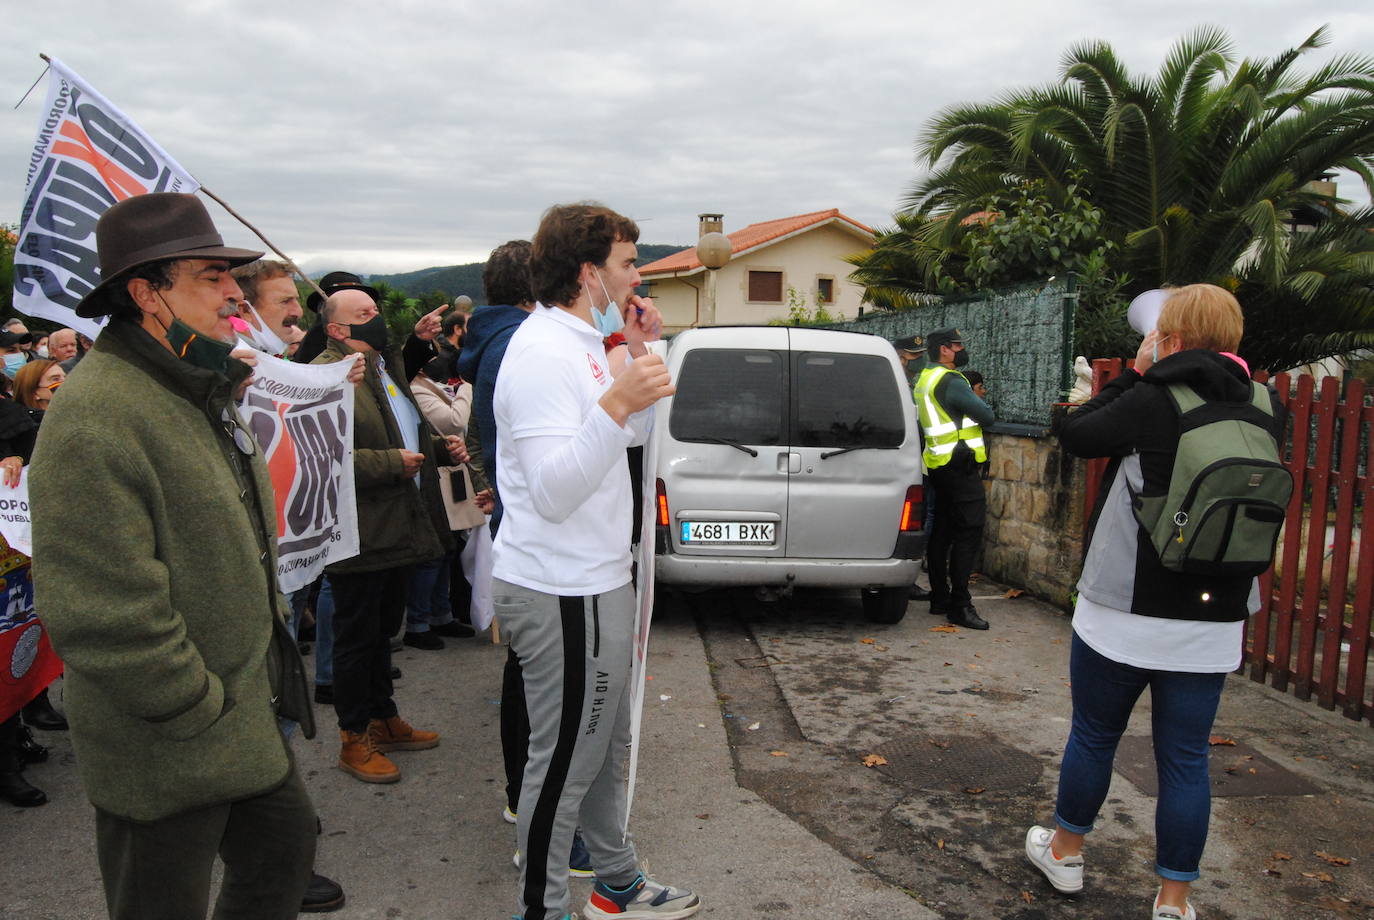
[347,314,390,352]
[952,348,970,368]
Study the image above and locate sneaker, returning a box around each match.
[584,874,700,919]
[403,630,445,650]
[512,830,597,879]
[568,830,594,878]
[1152,890,1196,920]
[367,715,440,752]
[502,804,518,824]
[1024,825,1083,894]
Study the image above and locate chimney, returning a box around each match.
[698,213,724,236]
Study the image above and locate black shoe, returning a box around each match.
[908,583,932,601]
[15,725,47,765]
[402,631,445,651]
[313,684,334,705]
[947,606,990,630]
[300,871,345,913]
[22,691,67,731]
[432,621,476,639]
[390,666,403,680]
[0,769,47,807]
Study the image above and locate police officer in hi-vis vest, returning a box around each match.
[913,328,994,630]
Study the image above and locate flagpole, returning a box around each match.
[196,186,326,300]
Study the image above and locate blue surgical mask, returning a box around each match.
[590,271,625,337]
[3,354,27,379]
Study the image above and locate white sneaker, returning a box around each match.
[1024,825,1084,893]
[502,804,518,824]
[1152,889,1196,920]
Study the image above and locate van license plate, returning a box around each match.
[681,521,775,544]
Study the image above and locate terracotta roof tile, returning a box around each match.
[640,208,873,275]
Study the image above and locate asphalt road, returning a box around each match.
[5,583,1373,919]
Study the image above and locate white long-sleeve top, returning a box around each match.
[491,306,651,595]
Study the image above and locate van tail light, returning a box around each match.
[655,478,670,527]
[900,485,924,532]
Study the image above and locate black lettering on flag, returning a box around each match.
[19,231,101,290]
[76,103,158,180]
[50,160,118,215]
[36,197,97,243]
[11,264,84,308]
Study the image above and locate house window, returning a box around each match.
[816,277,835,303]
[747,270,784,303]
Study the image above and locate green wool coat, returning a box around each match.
[312,338,451,573]
[29,319,293,822]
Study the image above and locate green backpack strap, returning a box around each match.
[1249,380,1273,415]
[1165,382,1205,414]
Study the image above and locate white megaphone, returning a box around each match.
[1127,289,1168,335]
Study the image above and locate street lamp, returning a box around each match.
[695,213,730,326]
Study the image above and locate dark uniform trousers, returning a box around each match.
[926,451,986,610]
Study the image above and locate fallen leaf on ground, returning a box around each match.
[746,722,760,731]
[1021,891,1034,904]
[1273,851,1293,861]
[937,839,945,850]
[964,786,985,795]
[1003,588,1024,599]
[1263,868,1283,877]
[1248,767,1257,774]
[863,754,888,767]
[1315,851,1352,866]
[696,813,710,820]
[875,645,889,651]
[1209,735,1236,746]
[769,750,788,757]
[860,637,876,645]
[930,625,958,633]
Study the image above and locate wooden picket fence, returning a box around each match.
[1083,359,1374,726]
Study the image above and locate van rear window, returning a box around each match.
[670,349,784,446]
[793,352,904,449]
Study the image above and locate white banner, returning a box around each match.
[238,354,359,594]
[13,58,199,339]
[623,340,664,835]
[0,471,32,557]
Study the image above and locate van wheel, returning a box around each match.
[861,587,908,624]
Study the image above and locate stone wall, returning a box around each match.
[979,426,1087,610]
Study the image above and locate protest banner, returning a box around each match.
[13,58,200,340]
[0,545,62,723]
[238,353,358,594]
[0,471,32,558]
[623,340,664,835]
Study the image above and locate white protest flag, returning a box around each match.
[13,58,199,340]
[623,340,665,835]
[0,470,33,557]
[237,354,359,594]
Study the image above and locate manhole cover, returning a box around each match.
[873,733,1044,792]
[1114,736,1322,797]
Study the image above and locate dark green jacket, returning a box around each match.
[29,319,293,822]
[312,338,451,572]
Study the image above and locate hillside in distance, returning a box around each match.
[369,243,689,301]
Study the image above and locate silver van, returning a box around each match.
[651,326,926,623]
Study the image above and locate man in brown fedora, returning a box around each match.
[28,192,318,920]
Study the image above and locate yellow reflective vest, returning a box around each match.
[913,365,987,469]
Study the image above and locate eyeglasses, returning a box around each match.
[220,407,257,457]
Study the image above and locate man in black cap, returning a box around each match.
[912,327,994,629]
[28,192,318,919]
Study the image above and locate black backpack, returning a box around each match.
[1130,381,1291,576]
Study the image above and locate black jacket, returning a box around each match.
[1056,349,1286,622]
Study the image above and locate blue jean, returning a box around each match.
[404,554,452,633]
[1054,633,1227,881]
[290,579,335,687]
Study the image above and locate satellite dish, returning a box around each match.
[1127,289,1168,335]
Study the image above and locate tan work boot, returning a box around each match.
[367,715,440,752]
[339,728,400,783]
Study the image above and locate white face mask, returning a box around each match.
[241,301,288,356]
[587,270,624,337]
[35,347,49,359]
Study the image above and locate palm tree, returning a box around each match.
[906,25,1374,368]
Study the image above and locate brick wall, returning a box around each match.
[980,423,1086,610]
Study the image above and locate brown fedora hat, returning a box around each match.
[76,193,263,318]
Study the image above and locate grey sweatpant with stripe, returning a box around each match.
[494,578,640,920]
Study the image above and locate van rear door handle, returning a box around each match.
[777,451,801,474]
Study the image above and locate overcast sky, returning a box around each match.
[6,1,1372,277]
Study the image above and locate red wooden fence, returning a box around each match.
[1081,360,1374,726]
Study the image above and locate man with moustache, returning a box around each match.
[28,193,316,919]
[231,259,305,357]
